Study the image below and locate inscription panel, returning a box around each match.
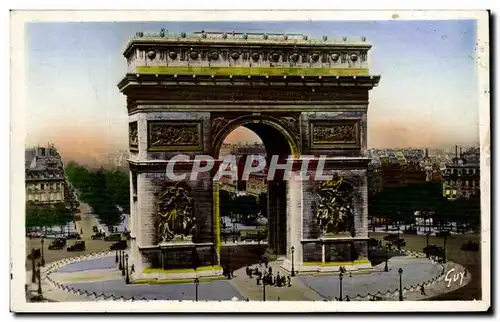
[147,121,203,151]
[310,120,360,149]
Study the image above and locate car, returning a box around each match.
[67,241,86,252]
[105,234,122,242]
[92,226,99,233]
[461,241,479,252]
[48,238,67,250]
[423,244,444,257]
[383,234,400,242]
[368,238,380,247]
[91,232,106,240]
[110,240,127,251]
[66,233,81,240]
[403,227,418,235]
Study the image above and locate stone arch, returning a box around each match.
[212,114,301,159]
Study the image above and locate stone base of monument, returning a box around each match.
[130,241,223,283]
[280,259,373,274]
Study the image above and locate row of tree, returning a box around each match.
[65,162,130,227]
[368,182,481,230]
[219,190,267,226]
[26,202,73,231]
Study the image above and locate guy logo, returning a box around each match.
[444,268,466,288]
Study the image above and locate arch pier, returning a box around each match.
[118,31,381,281]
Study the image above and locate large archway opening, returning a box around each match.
[215,119,296,270]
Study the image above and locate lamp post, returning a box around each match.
[262,276,266,302]
[194,278,200,301]
[115,249,118,263]
[125,254,130,284]
[121,252,126,276]
[40,238,45,267]
[291,246,295,277]
[426,232,430,247]
[31,248,36,283]
[443,233,448,263]
[119,250,123,270]
[384,245,389,272]
[37,262,42,295]
[398,268,403,301]
[339,272,344,301]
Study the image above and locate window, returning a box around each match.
[41,184,45,190]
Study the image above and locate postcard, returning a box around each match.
[10,10,490,313]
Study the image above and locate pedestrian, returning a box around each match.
[268,266,272,275]
[464,268,468,278]
[80,228,83,235]
[256,275,261,285]
[276,273,281,287]
[420,284,426,295]
[287,275,291,287]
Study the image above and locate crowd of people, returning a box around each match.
[245,257,293,288]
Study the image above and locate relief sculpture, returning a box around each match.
[211,116,229,139]
[148,122,201,150]
[280,116,301,140]
[129,122,138,148]
[156,181,196,243]
[313,123,357,144]
[315,176,354,235]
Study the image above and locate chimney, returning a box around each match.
[460,147,463,157]
[455,145,458,162]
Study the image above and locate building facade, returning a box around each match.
[441,146,480,200]
[25,145,65,204]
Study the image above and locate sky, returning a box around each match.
[25,20,480,165]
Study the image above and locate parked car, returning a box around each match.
[461,241,479,252]
[66,233,81,240]
[110,240,127,251]
[67,241,86,252]
[91,232,106,240]
[423,244,444,257]
[48,238,67,250]
[105,234,122,242]
[383,234,400,242]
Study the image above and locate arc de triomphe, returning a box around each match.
[118,30,380,281]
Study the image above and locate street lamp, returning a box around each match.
[443,234,448,263]
[118,250,123,270]
[398,268,403,301]
[426,232,431,247]
[116,249,118,263]
[339,272,344,301]
[40,238,45,267]
[291,246,295,277]
[31,248,36,283]
[121,251,126,276]
[37,262,42,295]
[125,254,130,284]
[194,278,200,301]
[262,275,266,302]
[384,245,389,272]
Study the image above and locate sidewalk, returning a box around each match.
[229,261,325,301]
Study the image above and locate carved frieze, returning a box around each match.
[315,176,354,236]
[310,121,360,149]
[156,181,196,243]
[148,121,202,151]
[129,122,138,150]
